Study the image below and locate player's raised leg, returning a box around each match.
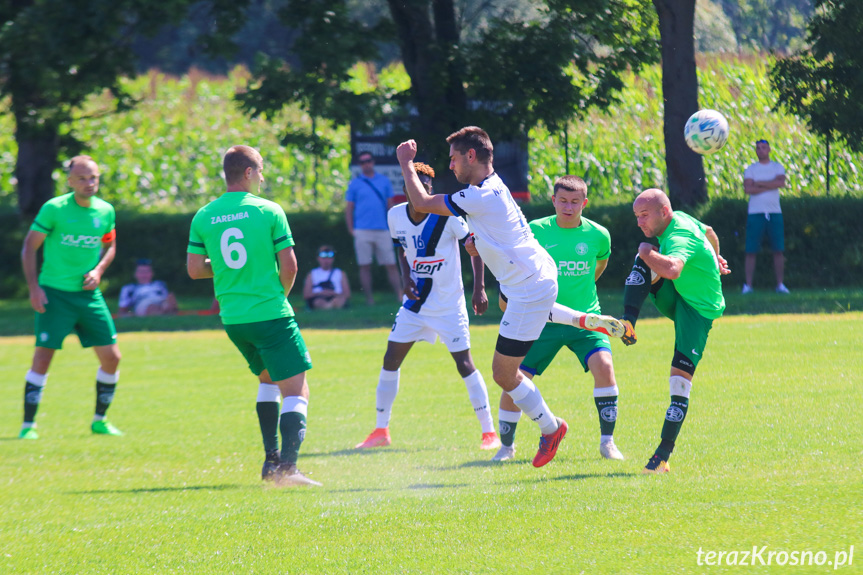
[548,303,625,339]
[450,349,498,449]
[356,341,413,449]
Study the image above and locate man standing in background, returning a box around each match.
[742,139,788,294]
[345,151,402,305]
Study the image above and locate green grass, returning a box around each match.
[1,312,861,573]
[3,287,863,336]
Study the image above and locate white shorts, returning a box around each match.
[499,259,558,343]
[388,306,471,353]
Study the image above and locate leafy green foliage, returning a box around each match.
[771,0,863,155]
[717,0,813,51]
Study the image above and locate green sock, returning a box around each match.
[657,395,689,460]
[498,410,520,447]
[623,256,653,325]
[594,394,618,436]
[256,402,280,454]
[279,411,307,466]
[95,382,116,417]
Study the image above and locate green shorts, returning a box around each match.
[650,280,714,373]
[224,316,313,381]
[35,286,117,350]
[520,323,611,376]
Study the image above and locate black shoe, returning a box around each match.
[642,454,670,474]
[261,450,280,481]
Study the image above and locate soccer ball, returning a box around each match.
[684,109,729,155]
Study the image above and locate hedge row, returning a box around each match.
[1,196,861,300]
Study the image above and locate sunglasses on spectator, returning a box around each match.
[318,251,335,258]
[359,157,374,164]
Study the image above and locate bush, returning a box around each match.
[2,196,861,300]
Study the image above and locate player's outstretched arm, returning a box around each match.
[187,253,214,279]
[396,140,451,216]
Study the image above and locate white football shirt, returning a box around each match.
[744,161,785,214]
[444,172,551,288]
[388,203,471,316]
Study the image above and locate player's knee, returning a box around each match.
[454,358,475,378]
[382,353,401,372]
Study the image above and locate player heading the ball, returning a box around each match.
[397,127,623,467]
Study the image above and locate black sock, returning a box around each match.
[256,402,280,454]
[24,382,43,424]
[623,256,653,325]
[279,411,307,466]
[95,382,117,417]
[656,395,689,460]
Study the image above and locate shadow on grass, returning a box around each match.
[408,483,470,490]
[67,484,248,495]
[550,471,639,482]
[303,447,415,458]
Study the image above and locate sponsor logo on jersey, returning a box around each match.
[60,234,101,248]
[211,211,250,224]
[413,258,445,275]
[558,260,590,277]
[665,406,686,422]
[93,217,101,228]
[576,242,589,255]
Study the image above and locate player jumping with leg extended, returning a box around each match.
[619,189,730,474]
[397,127,623,467]
[356,162,500,451]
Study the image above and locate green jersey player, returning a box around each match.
[187,145,318,487]
[620,189,730,474]
[493,176,625,462]
[19,155,123,439]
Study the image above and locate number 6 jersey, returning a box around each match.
[188,191,294,324]
[388,203,471,316]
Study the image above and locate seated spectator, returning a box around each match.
[303,245,351,310]
[118,259,178,316]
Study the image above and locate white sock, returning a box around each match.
[507,379,558,435]
[600,434,613,443]
[256,383,282,403]
[96,368,120,384]
[281,395,308,416]
[376,368,400,428]
[669,375,692,398]
[463,370,494,434]
[548,303,587,326]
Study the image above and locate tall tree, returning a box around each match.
[770,0,863,193]
[240,0,660,190]
[653,0,707,206]
[0,0,246,218]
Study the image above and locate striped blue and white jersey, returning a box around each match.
[388,203,470,316]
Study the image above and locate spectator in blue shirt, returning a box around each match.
[345,151,402,305]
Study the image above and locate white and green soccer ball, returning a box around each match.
[684,109,729,155]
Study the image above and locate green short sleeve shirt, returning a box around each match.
[30,193,116,292]
[657,211,726,320]
[530,215,610,315]
[188,192,295,324]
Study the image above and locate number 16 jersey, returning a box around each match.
[188,191,294,324]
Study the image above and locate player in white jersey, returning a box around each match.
[396,127,624,467]
[356,163,500,451]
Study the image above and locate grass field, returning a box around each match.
[1,311,861,573]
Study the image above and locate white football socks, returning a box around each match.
[507,379,558,435]
[548,303,586,326]
[462,370,495,434]
[375,368,400,428]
